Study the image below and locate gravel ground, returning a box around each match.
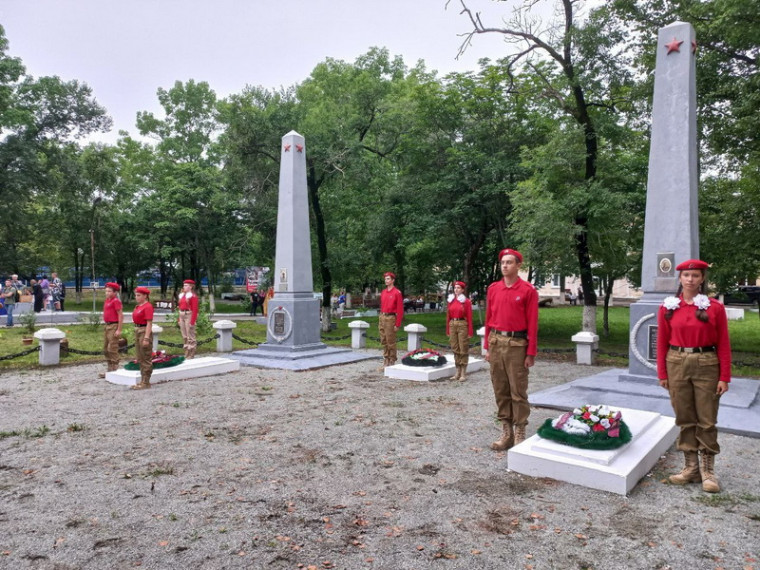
[1,353,759,570]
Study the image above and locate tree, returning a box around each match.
[455,0,639,332]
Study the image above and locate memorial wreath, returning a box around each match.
[125,350,185,371]
[537,404,632,450]
[401,348,447,367]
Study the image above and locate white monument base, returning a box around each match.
[106,356,240,387]
[385,356,487,381]
[507,407,678,495]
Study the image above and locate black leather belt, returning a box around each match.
[493,329,528,339]
[670,345,715,353]
[134,324,147,328]
[380,312,396,316]
[105,321,119,324]
[450,318,466,321]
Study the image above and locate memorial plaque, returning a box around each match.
[273,312,285,335]
[647,325,658,362]
[657,253,675,278]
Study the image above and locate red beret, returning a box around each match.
[384,272,396,279]
[675,259,709,271]
[135,286,151,295]
[105,282,120,291]
[498,248,523,263]
[183,279,195,285]
[454,281,466,289]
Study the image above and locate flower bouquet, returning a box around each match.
[536,404,632,450]
[401,348,447,367]
[125,350,185,370]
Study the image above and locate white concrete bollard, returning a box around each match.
[571,331,599,365]
[152,324,163,352]
[404,323,427,352]
[33,328,66,366]
[213,320,237,352]
[477,326,487,356]
[348,320,369,349]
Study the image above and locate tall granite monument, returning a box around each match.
[230,131,373,370]
[624,21,699,381]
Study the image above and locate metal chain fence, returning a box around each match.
[231,333,259,347]
[0,346,41,361]
[319,333,352,341]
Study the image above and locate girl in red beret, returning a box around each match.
[657,259,731,493]
[131,287,154,390]
[447,281,473,380]
[178,279,199,359]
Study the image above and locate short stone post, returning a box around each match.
[404,323,427,352]
[348,320,369,349]
[571,331,599,365]
[151,324,163,352]
[34,328,66,366]
[213,320,236,352]
[477,326,487,356]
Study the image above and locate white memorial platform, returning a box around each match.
[385,356,487,381]
[106,356,240,387]
[507,407,678,495]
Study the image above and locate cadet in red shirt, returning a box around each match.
[100,282,123,378]
[131,286,154,390]
[178,279,199,359]
[485,248,539,450]
[446,281,474,381]
[657,259,731,493]
[378,271,404,370]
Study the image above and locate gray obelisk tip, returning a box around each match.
[626,21,698,380]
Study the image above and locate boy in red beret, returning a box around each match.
[378,271,404,370]
[132,286,154,390]
[100,282,123,378]
[485,249,539,450]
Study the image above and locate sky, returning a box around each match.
[1,0,518,143]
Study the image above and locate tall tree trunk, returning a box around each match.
[602,274,614,338]
[307,163,332,333]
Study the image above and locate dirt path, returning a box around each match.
[1,355,758,569]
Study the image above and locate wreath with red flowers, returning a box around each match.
[125,350,185,370]
[401,348,447,367]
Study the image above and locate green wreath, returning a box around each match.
[401,349,447,367]
[125,354,185,370]
[536,418,632,450]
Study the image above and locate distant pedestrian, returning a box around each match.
[249,290,260,316]
[100,282,123,378]
[131,286,154,390]
[178,280,199,359]
[447,281,473,381]
[657,259,731,493]
[31,279,44,313]
[2,279,17,327]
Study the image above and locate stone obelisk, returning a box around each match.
[625,21,698,380]
[260,130,325,353]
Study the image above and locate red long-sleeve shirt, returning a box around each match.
[446,296,473,337]
[485,277,539,356]
[178,292,199,325]
[380,286,404,328]
[657,298,732,382]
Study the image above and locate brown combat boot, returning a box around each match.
[699,452,721,493]
[491,423,514,451]
[514,425,527,446]
[452,365,461,381]
[458,365,467,382]
[377,358,387,372]
[669,451,701,485]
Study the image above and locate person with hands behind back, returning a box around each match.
[131,286,154,391]
[447,281,473,381]
[485,249,538,451]
[657,259,731,493]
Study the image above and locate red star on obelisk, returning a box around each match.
[665,37,683,54]
[284,144,291,152]
[691,40,697,54]
[295,144,303,153]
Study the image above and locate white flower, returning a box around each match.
[589,414,600,423]
[457,293,467,303]
[573,408,582,415]
[694,294,711,311]
[663,296,681,310]
[447,294,455,303]
[600,418,611,429]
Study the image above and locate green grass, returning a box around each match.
[2,305,758,376]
